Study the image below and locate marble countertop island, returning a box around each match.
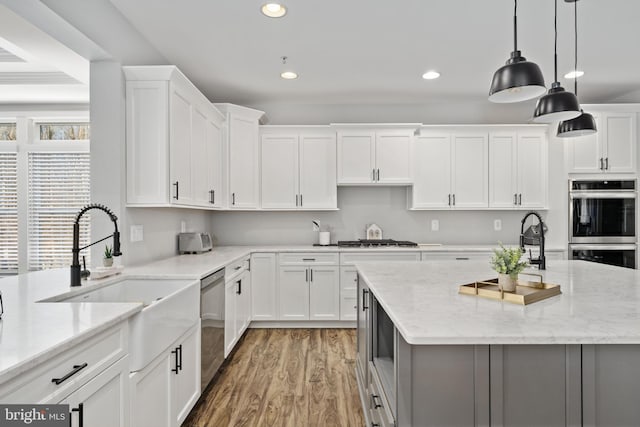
[356,260,640,345]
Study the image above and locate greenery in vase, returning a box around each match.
[104,244,113,259]
[490,243,527,276]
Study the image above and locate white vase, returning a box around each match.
[103,258,113,268]
[498,273,518,292]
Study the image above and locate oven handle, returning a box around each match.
[570,191,636,199]
[570,244,637,251]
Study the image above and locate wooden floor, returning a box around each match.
[183,328,364,427]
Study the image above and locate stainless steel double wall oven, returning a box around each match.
[569,179,637,269]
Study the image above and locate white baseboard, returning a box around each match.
[249,320,356,329]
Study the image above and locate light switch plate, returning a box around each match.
[494,219,502,231]
[130,225,144,242]
[431,219,439,232]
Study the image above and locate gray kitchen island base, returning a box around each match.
[358,336,640,427]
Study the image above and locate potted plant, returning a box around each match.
[103,244,113,267]
[490,243,528,292]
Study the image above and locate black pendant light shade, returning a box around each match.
[489,51,546,103]
[557,0,597,137]
[488,0,546,103]
[533,82,581,123]
[557,110,597,137]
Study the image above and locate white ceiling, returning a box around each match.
[107,0,640,105]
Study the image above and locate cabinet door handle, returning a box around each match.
[302,258,316,261]
[232,192,236,205]
[212,189,215,204]
[455,257,470,260]
[452,194,456,206]
[71,403,84,427]
[173,181,179,200]
[376,169,380,181]
[236,279,242,295]
[600,158,604,170]
[371,423,380,427]
[518,194,522,205]
[448,194,451,206]
[52,363,88,385]
[372,168,376,182]
[310,268,313,283]
[178,344,183,372]
[171,347,180,374]
[514,193,518,205]
[296,194,299,206]
[300,194,303,207]
[305,268,309,282]
[362,288,369,311]
[605,157,609,170]
[371,394,382,409]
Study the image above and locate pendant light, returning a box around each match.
[533,0,581,123]
[489,0,546,103]
[557,0,597,137]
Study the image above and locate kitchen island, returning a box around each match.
[355,260,640,427]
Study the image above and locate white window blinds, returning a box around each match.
[0,152,18,274]
[27,152,91,271]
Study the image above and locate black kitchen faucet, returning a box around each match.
[71,203,122,287]
[520,211,546,270]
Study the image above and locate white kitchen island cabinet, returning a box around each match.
[567,111,637,174]
[336,125,418,185]
[356,260,640,427]
[259,128,337,210]
[124,66,225,208]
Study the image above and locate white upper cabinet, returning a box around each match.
[336,126,416,184]
[411,130,488,209]
[489,129,548,209]
[205,116,224,208]
[124,66,225,208]
[215,103,264,209]
[411,133,452,208]
[567,111,637,174]
[260,128,337,210]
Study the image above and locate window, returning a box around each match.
[27,152,91,271]
[0,153,18,274]
[0,123,17,141]
[39,123,90,141]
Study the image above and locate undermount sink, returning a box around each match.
[61,278,199,371]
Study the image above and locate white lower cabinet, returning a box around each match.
[61,356,130,427]
[225,264,251,356]
[251,253,278,320]
[278,253,340,321]
[340,266,358,321]
[130,321,201,427]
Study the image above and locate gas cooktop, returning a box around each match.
[337,239,418,248]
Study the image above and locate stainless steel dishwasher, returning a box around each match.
[200,268,225,391]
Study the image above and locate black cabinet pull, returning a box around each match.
[605,157,609,170]
[173,181,179,200]
[372,168,376,181]
[371,394,382,408]
[599,158,604,170]
[310,268,313,282]
[518,193,522,205]
[448,194,451,206]
[362,288,369,311]
[178,344,183,372]
[52,363,88,385]
[376,169,380,181]
[302,258,315,261]
[514,193,517,205]
[455,257,470,260]
[237,280,242,295]
[209,190,215,204]
[452,194,456,206]
[171,347,179,374]
[305,269,309,282]
[71,403,84,427]
[300,194,303,207]
[232,192,236,205]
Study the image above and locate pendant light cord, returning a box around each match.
[513,0,518,52]
[574,0,578,95]
[554,0,558,82]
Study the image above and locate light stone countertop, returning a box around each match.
[0,243,565,384]
[356,259,640,346]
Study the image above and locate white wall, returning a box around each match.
[90,61,212,267]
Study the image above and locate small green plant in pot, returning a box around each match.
[103,244,113,267]
[490,243,528,292]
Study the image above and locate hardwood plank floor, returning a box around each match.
[184,328,364,427]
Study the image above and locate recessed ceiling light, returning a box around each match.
[564,70,584,79]
[280,71,298,79]
[261,3,287,18]
[422,71,440,80]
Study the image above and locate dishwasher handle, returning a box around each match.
[201,268,225,290]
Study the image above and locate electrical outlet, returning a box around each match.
[494,219,502,231]
[431,219,439,232]
[130,225,144,242]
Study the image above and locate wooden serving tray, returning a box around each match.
[459,273,561,305]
